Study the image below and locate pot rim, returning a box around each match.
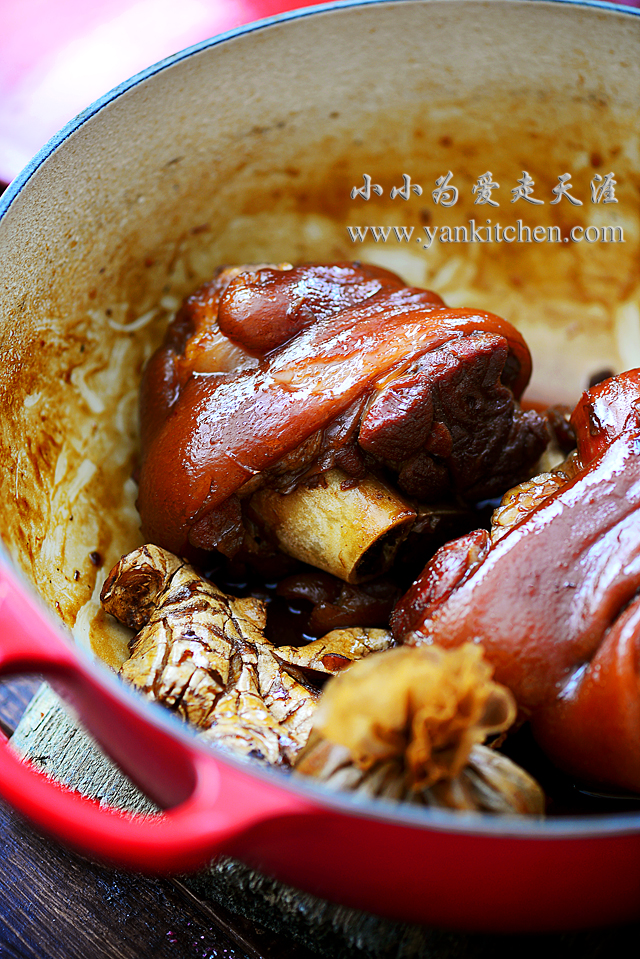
[0,0,639,211]
[1,0,640,844]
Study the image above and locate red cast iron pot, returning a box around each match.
[1,0,640,933]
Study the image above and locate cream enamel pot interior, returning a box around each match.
[1,0,640,933]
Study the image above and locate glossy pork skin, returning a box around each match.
[393,370,640,792]
[137,263,537,556]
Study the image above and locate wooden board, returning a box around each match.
[0,679,310,959]
[4,680,640,958]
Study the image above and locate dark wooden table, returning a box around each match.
[0,677,317,959]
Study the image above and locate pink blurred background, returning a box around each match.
[0,0,327,186]
[0,0,638,187]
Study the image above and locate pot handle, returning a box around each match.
[0,567,314,873]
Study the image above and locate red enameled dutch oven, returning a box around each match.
[1,0,640,933]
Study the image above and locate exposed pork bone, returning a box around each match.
[137,262,546,564]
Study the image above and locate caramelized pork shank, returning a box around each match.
[392,370,640,794]
[137,263,547,578]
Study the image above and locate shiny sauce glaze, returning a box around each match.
[137,262,545,558]
[393,370,640,796]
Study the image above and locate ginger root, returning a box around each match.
[101,545,392,766]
